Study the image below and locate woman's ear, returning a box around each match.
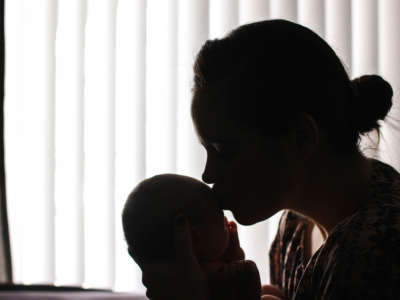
[293,113,319,161]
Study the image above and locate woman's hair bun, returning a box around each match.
[351,74,393,134]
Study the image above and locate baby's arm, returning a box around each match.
[235,260,261,300]
[201,219,260,300]
[202,260,261,300]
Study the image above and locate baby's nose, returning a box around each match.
[202,171,213,184]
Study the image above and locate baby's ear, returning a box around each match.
[128,247,144,268]
[190,226,201,243]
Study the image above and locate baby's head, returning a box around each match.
[122,174,230,264]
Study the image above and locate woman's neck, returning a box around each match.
[293,151,372,237]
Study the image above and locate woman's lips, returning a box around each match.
[211,186,223,208]
[212,187,228,210]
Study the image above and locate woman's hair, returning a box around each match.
[192,19,393,155]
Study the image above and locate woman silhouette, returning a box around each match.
[140,19,399,300]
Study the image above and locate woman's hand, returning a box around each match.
[261,284,285,300]
[139,216,209,300]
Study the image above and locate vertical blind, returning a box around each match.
[4,0,400,293]
[0,0,12,283]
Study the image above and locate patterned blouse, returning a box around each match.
[269,159,400,300]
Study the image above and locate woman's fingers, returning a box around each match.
[261,284,285,298]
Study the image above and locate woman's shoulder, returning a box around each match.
[328,159,400,241]
[338,158,400,232]
[369,158,400,207]
[275,158,400,254]
[316,158,400,268]
[307,160,400,298]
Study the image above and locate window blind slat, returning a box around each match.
[238,0,269,25]
[114,0,146,292]
[378,0,400,171]
[54,0,86,286]
[5,0,57,284]
[145,0,178,177]
[5,0,23,283]
[176,0,208,179]
[83,0,117,289]
[325,0,352,72]
[352,0,379,159]
[352,0,377,77]
[298,0,324,38]
[270,0,297,22]
[209,0,238,39]
[41,0,57,283]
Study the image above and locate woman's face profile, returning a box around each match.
[192,93,299,225]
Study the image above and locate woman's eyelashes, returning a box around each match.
[210,143,237,160]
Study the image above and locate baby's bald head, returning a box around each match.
[122,174,214,262]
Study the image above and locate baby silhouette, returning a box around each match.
[122,174,261,300]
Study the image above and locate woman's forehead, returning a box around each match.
[194,117,240,146]
[192,95,242,143]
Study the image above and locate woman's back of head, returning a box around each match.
[192,19,393,156]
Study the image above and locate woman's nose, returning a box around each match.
[202,155,217,184]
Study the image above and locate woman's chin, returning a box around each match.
[231,211,260,226]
